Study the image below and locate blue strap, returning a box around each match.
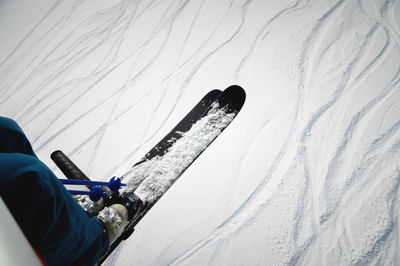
[59,176,126,192]
[69,186,106,201]
[68,190,93,195]
[61,176,126,201]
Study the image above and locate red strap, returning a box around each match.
[31,245,48,266]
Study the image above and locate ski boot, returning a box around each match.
[98,193,143,244]
[75,194,105,218]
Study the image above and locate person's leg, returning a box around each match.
[0,117,36,156]
[0,153,109,265]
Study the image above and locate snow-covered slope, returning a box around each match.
[1,0,400,265]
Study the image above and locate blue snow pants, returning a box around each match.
[0,117,109,266]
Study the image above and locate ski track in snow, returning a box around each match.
[1,0,400,265]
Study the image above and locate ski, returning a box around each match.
[97,85,245,265]
[51,89,223,217]
[51,89,222,185]
[51,85,246,265]
[136,89,223,163]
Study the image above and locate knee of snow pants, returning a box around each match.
[0,116,36,156]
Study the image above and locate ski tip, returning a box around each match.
[218,85,246,113]
[206,89,223,100]
[210,89,223,94]
[227,84,246,98]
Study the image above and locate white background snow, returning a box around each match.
[1,0,400,265]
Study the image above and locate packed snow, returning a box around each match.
[1,0,400,265]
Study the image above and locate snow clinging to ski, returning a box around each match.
[122,102,235,203]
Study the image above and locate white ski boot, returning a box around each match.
[98,204,129,243]
[98,193,144,244]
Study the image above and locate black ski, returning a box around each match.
[51,85,246,266]
[136,89,222,164]
[97,85,245,265]
[51,89,222,182]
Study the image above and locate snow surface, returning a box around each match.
[1,0,400,265]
